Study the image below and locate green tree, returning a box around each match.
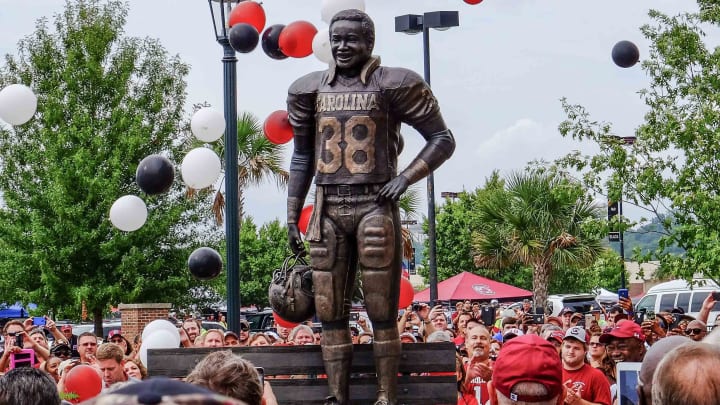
[557,2,720,285]
[236,217,291,307]
[471,170,605,308]
[0,0,219,333]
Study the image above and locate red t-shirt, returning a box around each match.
[459,362,490,405]
[562,363,612,405]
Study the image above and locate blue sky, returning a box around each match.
[0,0,699,225]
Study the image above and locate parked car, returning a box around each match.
[244,310,275,332]
[72,320,122,339]
[546,293,603,316]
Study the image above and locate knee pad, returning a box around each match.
[357,214,395,269]
[309,218,338,270]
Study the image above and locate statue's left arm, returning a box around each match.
[377,69,456,202]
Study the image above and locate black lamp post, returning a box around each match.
[606,135,636,290]
[207,0,241,333]
[395,11,459,304]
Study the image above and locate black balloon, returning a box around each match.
[612,40,640,68]
[229,23,259,54]
[188,247,223,281]
[262,24,288,60]
[136,154,175,195]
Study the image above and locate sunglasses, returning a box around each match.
[589,342,604,347]
[686,328,704,336]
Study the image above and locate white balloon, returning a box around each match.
[191,107,225,143]
[109,195,147,232]
[0,84,37,126]
[320,0,366,24]
[140,329,181,366]
[139,344,149,368]
[142,319,180,341]
[146,329,181,349]
[312,29,333,64]
[181,147,221,189]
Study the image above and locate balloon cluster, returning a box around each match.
[139,320,182,367]
[226,0,372,63]
[109,106,224,281]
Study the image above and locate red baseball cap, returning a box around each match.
[547,330,565,344]
[493,334,563,402]
[108,329,123,340]
[599,320,645,344]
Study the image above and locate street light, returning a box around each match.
[606,135,636,290]
[395,11,459,304]
[207,0,241,333]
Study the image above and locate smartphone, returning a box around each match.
[618,289,629,300]
[349,312,359,322]
[713,292,720,301]
[32,316,46,327]
[646,310,655,320]
[585,314,595,326]
[11,333,23,348]
[670,313,681,330]
[633,311,645,325]
[256,367,264,386]
[531,314,544,324]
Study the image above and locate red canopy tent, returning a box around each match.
[413,271,532,302]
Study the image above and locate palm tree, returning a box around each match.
[472,170,604,310]
[398,186,421,260]
[188,111,288,226]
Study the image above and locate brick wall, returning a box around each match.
[118,303,172,340]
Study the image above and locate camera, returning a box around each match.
[412,302,422,312]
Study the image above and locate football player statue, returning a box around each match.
[286,9,455,405]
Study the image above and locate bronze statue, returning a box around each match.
[286,9,455,405]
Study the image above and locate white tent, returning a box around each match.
[596,288,619,303]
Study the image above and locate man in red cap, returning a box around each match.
[561,327,611,405]
[599,320,646,362]
[488,334,564,405]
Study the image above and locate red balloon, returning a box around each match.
[228,1,266,33]
[399,277,414,308]
[273,311,299,329]
[263,110,294,144]
[298,205,314,235]
[63,365,102,404]
[464,0,484,4]
[278,21,317,58]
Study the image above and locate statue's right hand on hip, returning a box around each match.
[288,223,306,255]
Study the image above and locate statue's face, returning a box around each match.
[330,19,372,70]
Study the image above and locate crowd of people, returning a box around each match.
[1,293,720,404]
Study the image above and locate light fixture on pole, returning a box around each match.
[395,11,459,304]
[606,135,636,290]
[207,0,241,333]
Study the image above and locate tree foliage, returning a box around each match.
[429,171,619,299]
[237,217,291,308]
[0,0,219,328]
[471,170,606,308]
[557,2,720,285]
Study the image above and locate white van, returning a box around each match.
[634,278,720,322]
